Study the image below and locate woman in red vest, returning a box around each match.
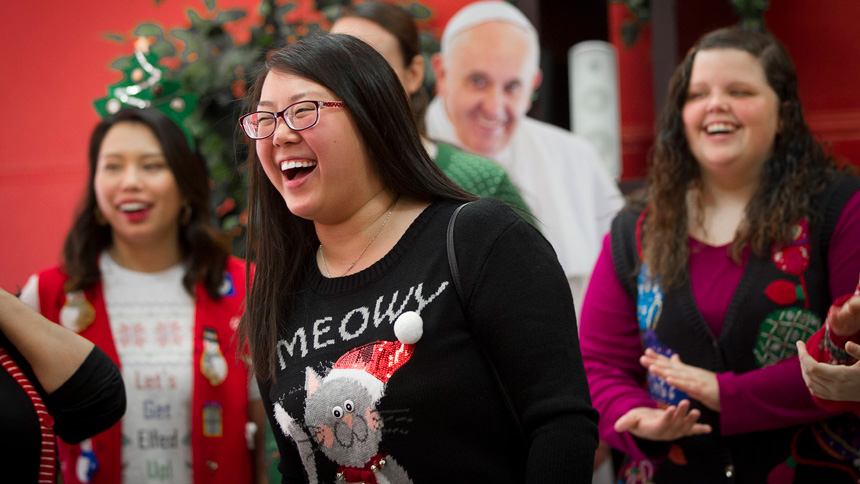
[19,108,265,483]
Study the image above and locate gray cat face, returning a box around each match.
[305,375,383,467]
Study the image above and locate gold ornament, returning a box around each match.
[59,291,96,333]
[131,67,145,82]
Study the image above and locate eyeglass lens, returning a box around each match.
[242,101,319,139]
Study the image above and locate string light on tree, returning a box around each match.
[93,36,197,147]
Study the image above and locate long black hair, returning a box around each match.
[239,34,475,381]
[63,108,230,299]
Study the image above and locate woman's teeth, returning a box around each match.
[119,202,147,212]
[705,123,736,134]
[280,160,317,172]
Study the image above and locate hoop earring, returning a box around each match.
[94,207,108,226]
[180,205,192,226]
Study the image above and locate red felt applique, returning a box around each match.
[765,280,804,305]
[767,457,795,484]
[772,245,810,275]
[668,444,688,465]
[771,221,811,275]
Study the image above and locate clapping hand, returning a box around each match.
[640,349,721,412]
[826,289,860,338]
[614,399,712,441]
[797,339,860,402]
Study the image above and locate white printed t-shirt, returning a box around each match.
[97,253,194,483]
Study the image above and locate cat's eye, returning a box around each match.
[332,406,344,418]
[344,400,354,412]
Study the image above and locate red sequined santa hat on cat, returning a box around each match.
[326,311,423,402]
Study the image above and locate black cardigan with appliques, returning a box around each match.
[609,172,860,483]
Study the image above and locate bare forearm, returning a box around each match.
[249,398,268,484]
[0,288,94,393]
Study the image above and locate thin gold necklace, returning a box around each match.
[319,198,399,278]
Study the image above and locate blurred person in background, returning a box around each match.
[580,26,860,483]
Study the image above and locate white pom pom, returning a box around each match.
[394,311,423,344]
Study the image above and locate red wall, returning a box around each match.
[766,0,860,168]
[0,0,261,292]
[608,3,654,180]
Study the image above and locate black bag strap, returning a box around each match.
[446,202,470,302]
[447,202,525,441]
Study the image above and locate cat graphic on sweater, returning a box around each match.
[273,312,423,484]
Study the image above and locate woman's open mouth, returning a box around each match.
[280,160,318,181]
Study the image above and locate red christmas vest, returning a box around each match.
[36,257,252,483]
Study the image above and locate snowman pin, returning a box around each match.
[200,327,228,386]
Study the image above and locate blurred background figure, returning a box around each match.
[1,286,125,483]
[19,106,265,483]
[580,26,860,483]
[332,1,533,218]
[425,1,623,318]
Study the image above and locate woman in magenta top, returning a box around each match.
[579,27,860,483]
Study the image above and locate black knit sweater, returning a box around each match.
[260,198,599,483]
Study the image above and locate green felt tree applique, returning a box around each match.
[94,37,198,148]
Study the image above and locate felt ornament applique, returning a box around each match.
[202,402,223,437]
[764,280,806,305]
[75,438,99,483]
[60,290,96,333]
[636,263,663,332]
[200,327,228,386]
[617,458,656,484]
[637,264,689,407]
[767,414,860,484]
[754,308,820,367]
[219,272,236,297]
[771,220,811,276]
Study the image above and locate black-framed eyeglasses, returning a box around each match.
[239,100,345,139]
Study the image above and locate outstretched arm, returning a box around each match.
[0,286,95,393]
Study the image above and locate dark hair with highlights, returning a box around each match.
[238,34,474,381]
[63,108,230,299]
[642,26,837,289]
[337,1,429,133]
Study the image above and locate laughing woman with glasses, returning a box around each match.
[238,33,598,483]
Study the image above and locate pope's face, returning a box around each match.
[434,21,540,157]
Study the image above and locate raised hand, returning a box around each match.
[797,339,860,402]
[640,349,721,412]
[614,399,712,441]
[827,291,860,337]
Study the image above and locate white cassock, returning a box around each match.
[426,97,624,319]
